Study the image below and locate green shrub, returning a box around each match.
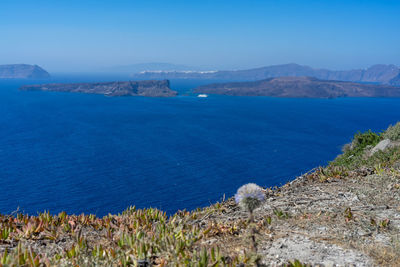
[330,130,381,169]
[382,122,400,141]
[351,130,381,150]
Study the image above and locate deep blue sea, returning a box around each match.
[1,75,399,216]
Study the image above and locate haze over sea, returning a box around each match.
[1,75,399,216]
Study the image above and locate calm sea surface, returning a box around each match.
[1,75,399,216]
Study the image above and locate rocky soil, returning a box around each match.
[200,165,400,266]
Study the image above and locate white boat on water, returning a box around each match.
[197,94,208,98]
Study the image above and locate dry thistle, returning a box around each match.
[235,183,265,215]
[235,183,264,266]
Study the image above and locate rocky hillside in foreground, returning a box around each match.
[132,63,400,85]
[0,123,399,266]
[194,76,400,98]
[19,80,177,97]
[0,64,50,79]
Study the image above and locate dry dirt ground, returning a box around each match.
[197,166,400,266]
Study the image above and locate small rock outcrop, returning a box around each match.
[370,139,400,156]
[19,80,177,97]
[0,64,50,79]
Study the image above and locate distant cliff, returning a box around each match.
[20,80,177,97]
[389,73,400,86]
[0,64,50,79]
[132,63,400,85]
[194,76,400,98]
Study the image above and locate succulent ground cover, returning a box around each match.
[1,123,400,266]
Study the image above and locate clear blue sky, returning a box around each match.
[1,0,399,72]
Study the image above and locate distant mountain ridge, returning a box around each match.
[132,63,400,85]
[0,64,50,79]
[194,76,400,98]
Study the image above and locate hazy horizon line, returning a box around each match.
[3,61,399,75]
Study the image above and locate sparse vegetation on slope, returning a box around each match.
[382,122,400,141]
[0,206,263,266]
[330,124,400,170]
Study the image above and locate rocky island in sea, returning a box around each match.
[19,80,177,97]
[194,76,400,98]
[0,64,50,79]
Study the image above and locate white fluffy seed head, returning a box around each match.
[234,183,264,212]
